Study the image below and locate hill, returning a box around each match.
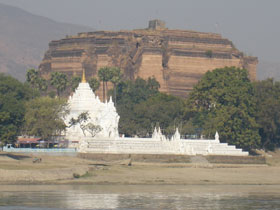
[0,3,92,81]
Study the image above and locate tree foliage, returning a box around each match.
[98,67,112,101]
[254,78,280,150]
[119,93,185,136]
[50,72,68,97]
[0,73,32,145]
[116,77,185,136]
[26,69,47,96]
[84,123,102,137]
[185,67,260,150]
[69,112,101,137]
[23,97,68,140]
[70,76,81,92]
[88,77,100,92]
[109,67,123,105]
[116,77,160,104]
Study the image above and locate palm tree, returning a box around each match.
[88,77,100,93]
[110,67,123,105]
[50,72,68,97]
[147,77,160,92]
[26,69,48,96]
[38,78,48,93]
[98,67,112,101]
[26,69,39,86]
[70,76,81,92]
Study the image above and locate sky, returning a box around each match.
[0,0,280,63]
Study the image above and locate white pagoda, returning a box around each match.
[63,70,248,156]
[64,70,119,144]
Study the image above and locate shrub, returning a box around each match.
[73,173,80,178]
[205,50,213,58]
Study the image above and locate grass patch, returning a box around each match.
[206,155,266,164]
[80,171,92,178]
[73,171,92,179]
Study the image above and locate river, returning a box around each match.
[0,185,280,209]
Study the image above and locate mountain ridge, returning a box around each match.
[0,3,93,81]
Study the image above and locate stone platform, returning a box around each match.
[78,136,249,156]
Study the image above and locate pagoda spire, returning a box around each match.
[82,68,86,83]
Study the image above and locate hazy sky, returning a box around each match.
[0,0,280,63]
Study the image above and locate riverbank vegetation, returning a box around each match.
[1,66,280,151]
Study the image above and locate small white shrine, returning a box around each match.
[64,71,248,156]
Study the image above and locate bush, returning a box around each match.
[73,173,80,178]
[205,50,213,58]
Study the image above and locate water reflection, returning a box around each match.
[0,185,280,209]
[64,192,119,209]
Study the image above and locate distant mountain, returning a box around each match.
[0,3,93,81]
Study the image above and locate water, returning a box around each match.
[0,185,280,209]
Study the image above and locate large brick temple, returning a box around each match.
[39,20,257,99]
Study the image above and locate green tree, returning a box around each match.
[38,77,48,92]
[116,77,175,136]
[26,69,47,96]
[0,73,32,145]
[69,112,89,127]
[119,93,185,137]
[70,76,81,92]
[98,67,113,101]
[254,78,280,150]
[117,77,160,105]
[88,77,100,92]
[69,111,89,136]
[26,68,39,88]
[84,123,102,137]
[50,72,68,97]
[147,77,160,91]
[205,50,213,58]
[109,67,123,105]
[69,112,101,137]
[185,67,260,151]
[23,97,68,140]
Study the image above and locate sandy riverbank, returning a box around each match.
[0,151,280,185]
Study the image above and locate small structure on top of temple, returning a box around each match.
[64,71,119,145]
[148,19,166,30]
[171,128,181,141]
[215,131,220,142]
[152,127,166,141]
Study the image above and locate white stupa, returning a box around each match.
[63,71,248,156]
[64,70,119,143]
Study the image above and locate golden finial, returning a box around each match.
[82,69,86,83]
